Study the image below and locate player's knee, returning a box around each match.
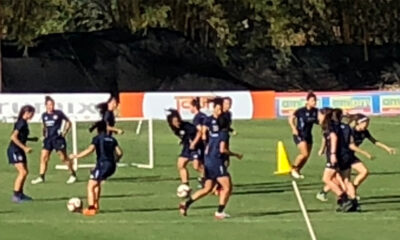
[362,168,369,177]
[20,168,28,177]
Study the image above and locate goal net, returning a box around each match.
[55,117,154,171]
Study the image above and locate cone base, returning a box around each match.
[274,170,291,175]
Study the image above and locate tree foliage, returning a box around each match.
[1,0,400,66]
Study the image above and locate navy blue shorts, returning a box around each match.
[338,154,353,171]
[180,146,203,161]
[43,137,66,152]
[90,161,116,181]
[7,147,27,164]
[204,158,229,180]
[293,135,313,145]
[351,156,362,165]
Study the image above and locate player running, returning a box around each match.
[94,96,124,135]
[7,105,37,203]
[69,121,123,216]
[31,96,76,185]
[179,113,243,219]
[288,92,319,179]
[166,109,204,190]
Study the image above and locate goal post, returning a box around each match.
[55,117,154,171]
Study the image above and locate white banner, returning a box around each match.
[142,91,253,120]
[0,93,110,122]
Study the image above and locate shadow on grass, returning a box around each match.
[236,209,323,217]
[361,199,400,206]
[0,211,13,214]
[35,193,153,202]
[109,175,187,183]
[361,195,400,201]
[101,205,215,214]
[232,181,322,196]
[369,171,400,176]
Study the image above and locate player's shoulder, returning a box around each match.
[15,119,27,128]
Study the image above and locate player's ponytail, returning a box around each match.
[89,121,107,133]
[191,97,201,111]
[18,105,35,120]
[166,108,182,135]
[331,108,343,124]
[319,107,333,132]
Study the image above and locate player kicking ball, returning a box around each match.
[69,121,123,216]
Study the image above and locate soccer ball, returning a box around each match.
[67,198,82,212]
[176,184,191,198]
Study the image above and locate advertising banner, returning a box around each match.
[0,93,110,122]
[329,95,373,114]
[380,94,400,114]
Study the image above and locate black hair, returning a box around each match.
[18,105,35,120]
[306,91,317,101]
[166,108,182,135]
[45,96,55,104]
[209,97,224,108]
[331,108,343,123]
[191,97,201,111]
[89,121,107,133]
[223,97,232,104]
[96,96,118,116]
[217,115,230,131]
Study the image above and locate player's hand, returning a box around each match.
[69,154,77,160]
[388,148,396,155]
[24,147,32,154]
[117,129,124,135]
[236,153,244,160]
[318,149,325,156]
[330,154,337,165]
[39,136,45,141]
[366,153,374,160]
[232,131,238,136]
[292,129,299,136]
[30,137,39,142]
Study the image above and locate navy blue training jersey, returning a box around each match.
[323,122,341,158]
[91,133,119,162]
[9,119,29,148]
[103,110,116,127]
[294,107,318,139]
[42,110,69,138]
[193,112,207,129]
[176,122,197,146]
[204,116,219,137]
[222,111,232,127]
[338,123,354,158]
[352,129,376,146]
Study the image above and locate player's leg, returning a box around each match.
[340,168,359,211]
[215,175,232,219]
[352,161,369,191]
[57,149,77,184]
[177,157,190,185]
[13,163,30,202]
[31,149,51,184]
[94,184,101,211]
[179,179,215,216]
[291,141,310,179]
[83,179,99,216]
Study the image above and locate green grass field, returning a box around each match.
[0,118,400,240]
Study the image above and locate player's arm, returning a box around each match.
[61,112,72,137]
[220,141,243,160]
[329,132,338,165]
[27,137,39,142]
[107,125,124,135]
[349,135,373,160]
[190,125,203,150]
[69,145,95,160]
[318,137,326,156]
[367,133,396,154]
[288,111,298,136]
[42,122,47,139]
[10,130,31,153]
[115,146,123,162]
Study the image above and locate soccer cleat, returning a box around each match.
[11,196,23,203]
[31,177,44,185]
[179,203,187,216]
[66,175,77,184]
[215,211,231,220]
[316,192,328,202]
[291,169,305,179]
[356,195,361,201]
[340,199,354,212]
[20,194,33,201]
[82,208,97,216]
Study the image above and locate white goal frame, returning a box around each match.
[55,117,154,171]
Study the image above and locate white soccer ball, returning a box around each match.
[177,184,191,198]
[67,197,82,212]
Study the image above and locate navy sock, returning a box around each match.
[218,205,225,213]
[88,205,95,210]
[40,174,45,180]
[185,197,194,208]
[13,191,22,197]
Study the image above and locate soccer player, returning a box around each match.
[190,98,206,176]
[179,114,243,219]
[69,121,123,216]
[288,91,319,179]
[94,96,124,135]
[7,105,37,203]
[166,109,204,189]
[31,96,76,184]
[317,108,355,212]
[348,114,395,191]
